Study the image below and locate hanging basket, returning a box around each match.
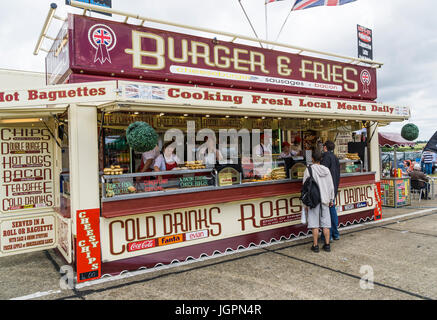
[126,121,158,153]
[401,123,419,141]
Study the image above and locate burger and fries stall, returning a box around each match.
[0,1,410,284]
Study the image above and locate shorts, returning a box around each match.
[307,203,331,229]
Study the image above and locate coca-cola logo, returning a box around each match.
[127,239,156,252]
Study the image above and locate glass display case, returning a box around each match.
[339,159,363,174]
[101,169,217,201]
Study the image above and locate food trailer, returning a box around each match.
[0,2,410,283]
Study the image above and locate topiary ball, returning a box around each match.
[401,123,419,141]
[126,121,158,153]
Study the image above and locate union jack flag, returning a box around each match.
[292,0,357,11]
[93,29,112,46]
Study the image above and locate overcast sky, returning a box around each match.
[0,0,436,140]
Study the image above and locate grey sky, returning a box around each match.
[0,0,436,140]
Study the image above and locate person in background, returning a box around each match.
[421,150,434,175]
[409,163,430,199]
[320,140,341,241]
[253,132,272,178]
[153,141,181,172]
[280,142,296,178]
[280,141,298,159]
[198,135,223,167]
[290,136,302,156]
[302,149,335,253]
[139,144,160,173]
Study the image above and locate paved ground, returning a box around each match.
[1,198,436,301]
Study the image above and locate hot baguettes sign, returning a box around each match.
[101,184,376,262]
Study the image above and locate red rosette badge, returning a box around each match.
[360,69,371,94]
[88,24,117,64]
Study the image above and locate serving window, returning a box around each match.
[98,111,365,201]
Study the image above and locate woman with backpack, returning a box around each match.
[302,149,335,253]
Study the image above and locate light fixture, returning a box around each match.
[244,116,248,119]
[205,115,210,118]
[183,114,188,117]
[262,116,266,120]
[159,113,165,116]
[0,118,42,124]
[134,112,139,115]
[225,115,230,118]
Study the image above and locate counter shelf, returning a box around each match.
[100,167,375,203]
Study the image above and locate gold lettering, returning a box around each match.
[331,65,343,83]
[277,56,292,76]
[250,51,269,74]
[299,59,313,79]
[343,67,358,92]
[313,62,327,81]
[125,31,165,70]
[188,41,215,67]
[214,45,231,68]
[233,48,250,71]
[168,37,188,63]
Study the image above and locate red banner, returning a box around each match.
[48,14,377,101]
[76,208,101,283]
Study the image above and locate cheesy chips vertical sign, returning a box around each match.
[76,209,101,283]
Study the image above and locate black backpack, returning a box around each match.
[300,165,321,209]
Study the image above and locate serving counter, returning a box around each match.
[97,171,377,274]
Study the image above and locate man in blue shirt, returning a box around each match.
[320,140,341,241]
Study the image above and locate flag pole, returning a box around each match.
[265,1,268,48]
[271,0,296,50]
[237,0,264,48]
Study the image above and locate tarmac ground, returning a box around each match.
[1,197,436,301]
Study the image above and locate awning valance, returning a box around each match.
[378,132,416,148]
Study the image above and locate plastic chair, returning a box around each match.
[410,179,424,202]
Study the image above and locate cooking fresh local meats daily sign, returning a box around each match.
[0,126,55,215]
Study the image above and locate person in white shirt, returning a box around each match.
[139,145,160,172]
[153,141,181,172]
[280,141,299,159]
[253,133,273,178]
[198,135,223,167]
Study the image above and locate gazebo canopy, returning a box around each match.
[378,132,416,148]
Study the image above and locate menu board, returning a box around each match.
[0,126,55,215]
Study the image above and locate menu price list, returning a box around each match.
[0,127,54,214]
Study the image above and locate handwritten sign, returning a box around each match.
[179,176,209,188]
[0,127,54,214]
